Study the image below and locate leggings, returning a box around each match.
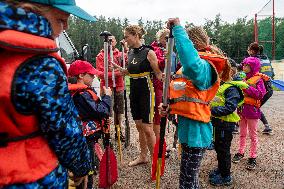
[180,145,205,189]
[260,111,268,125]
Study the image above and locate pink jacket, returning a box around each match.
[96,48,127,92]
[238,57,266,119]
[151,41,165,91]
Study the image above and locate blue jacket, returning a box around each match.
[1,2,92,188]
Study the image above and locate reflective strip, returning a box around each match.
[146,75,155,123]
[170,95,209,105]
[129,72,150,78]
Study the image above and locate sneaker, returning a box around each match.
[209,168,220,180]
[209,174,233,186]
[262,127,273,135]
[246,158,257,170]
[232,153,244,163]
[165,149,171,158]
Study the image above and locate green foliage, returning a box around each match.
[67,16,163,66]
[67,15,284,66]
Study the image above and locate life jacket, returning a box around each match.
[198,51,228,74]
[68,83,103,136]
[169,52,225,123]
[210,81,248,122]
[0,30,66,186]
[244,73,268,108]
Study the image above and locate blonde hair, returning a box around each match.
[124,25,146,39]
[4,0,51,16]
[156,28,170,41]
[186,26,210,51]
[186,26,231,81]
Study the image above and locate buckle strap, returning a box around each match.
[129,72,150,78]
[172,74,190,80]
[169,95,209,105]
[0,130,41,147]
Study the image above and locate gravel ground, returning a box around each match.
[95,91,284,189]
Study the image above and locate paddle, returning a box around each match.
[109,38,123,163]
[121,44,130,148]
[98,31,118,188]
[151,25,174,189]
[94,143,103,161]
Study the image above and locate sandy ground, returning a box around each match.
[92,91,284,189]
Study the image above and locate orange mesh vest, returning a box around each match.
[0,30,66,186]
[244,73,268,108]
[169,54,221,123]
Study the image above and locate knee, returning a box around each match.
[143,129,153,138]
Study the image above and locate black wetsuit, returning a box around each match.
[127,45,155,123]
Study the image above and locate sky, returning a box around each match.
[78,0,284,26]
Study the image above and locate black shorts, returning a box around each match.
[112,91,124,115]
[129,76,155,124]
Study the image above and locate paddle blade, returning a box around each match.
[94,143,103,161]
[151,139,166,180]
[98,146,118,188]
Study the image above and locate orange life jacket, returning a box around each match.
[169,53,222,123]
[69,83,99,102]
[244,73,268,108]
[0,30,66,186]
[68,83,102,136]
[198,51,228,74]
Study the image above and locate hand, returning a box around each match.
[120,68,128,76]
[167,18,180,28]
[156,72,165,82]
[163,49,168,57]
[106,118,111,126]
[69,172,87,187]
[120,40,129,50]
[158,103,169,117]
[103,86,112,96]
[111,61,121,69]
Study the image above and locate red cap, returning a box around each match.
[68,60,100,77]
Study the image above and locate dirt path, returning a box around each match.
[101,91,284,189]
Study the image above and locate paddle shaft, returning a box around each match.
[109,40,123,163]
[155,25,174,189]
[121,45,130,148]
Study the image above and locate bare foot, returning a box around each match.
[128,157,148,167]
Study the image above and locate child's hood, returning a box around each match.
[242,57,261,78]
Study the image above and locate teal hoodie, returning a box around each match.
[173,25,216,148]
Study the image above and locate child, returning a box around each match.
[68,60,112,189]
[209,59,249,186]
[161,18,230,189]
[0,1,95,188]
[232,57,266,170]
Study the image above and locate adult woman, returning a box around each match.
[115,25,163,166]
[0,0,95,188]
[161,18,230,189]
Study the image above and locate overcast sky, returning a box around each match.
[78,0,284,26]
